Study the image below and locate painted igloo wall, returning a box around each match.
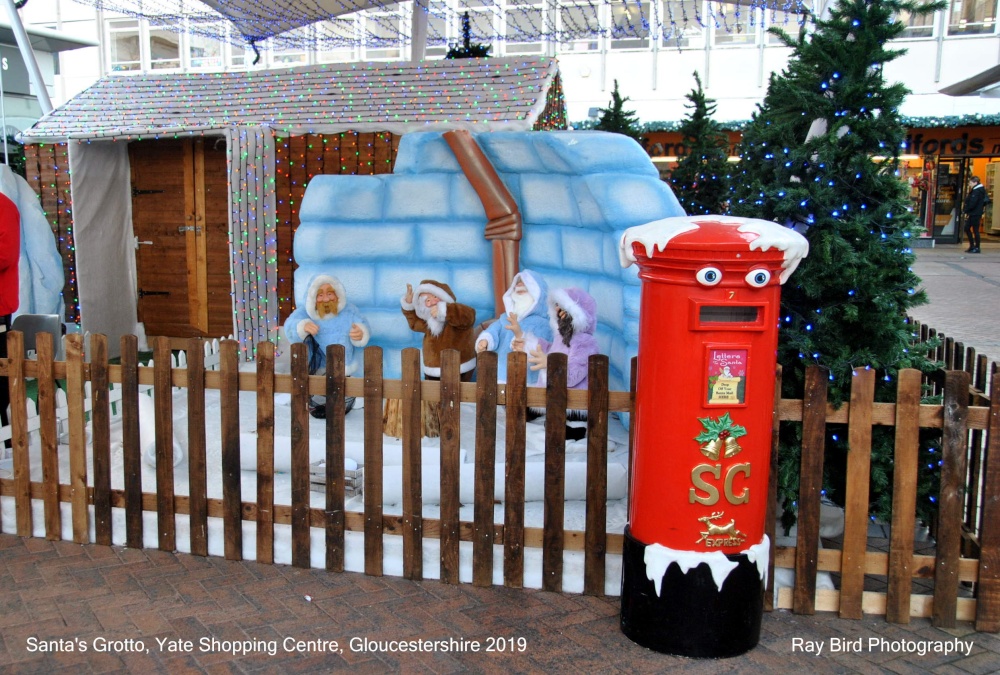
[291,130,685,389]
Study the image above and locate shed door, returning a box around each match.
[129,137,231,338]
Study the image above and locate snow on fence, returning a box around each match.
[1,330,999,632]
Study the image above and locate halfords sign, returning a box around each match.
[645,127,1000,158]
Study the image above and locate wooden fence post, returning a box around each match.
[584,354,609,596]
[35,331,58,540]
[187,337,208,557]
[363,346,384,576]
[439,350,462,584]
[542,353,568,593]
[325,344,347,572]
[886,369,922,624]
[473,351,497,587]
[120,335,143,548]
[794,366,828,615]
[90,334,112,546]
[153,336,176,551]
[290,342,310,568]
[976,369,1000,631]
[401,347,424,581]
[503,350,527,589]
[840,367,876,619]
[66,333,88,544]
[256,340,275,565]
[934,370,971,628]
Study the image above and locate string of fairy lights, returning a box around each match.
[68,0,809,52]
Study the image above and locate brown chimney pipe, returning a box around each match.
[442,130,522,315]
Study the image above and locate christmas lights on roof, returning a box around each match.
[20,56,559,143]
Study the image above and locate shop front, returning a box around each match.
[644,126,1000,245]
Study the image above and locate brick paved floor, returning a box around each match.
[1,535,998,674]
[910,239,1000,363]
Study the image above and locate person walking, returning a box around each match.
[963,175,988,253]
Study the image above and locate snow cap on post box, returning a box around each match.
[619,214,809,283]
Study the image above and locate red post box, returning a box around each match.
[618,215,808,657]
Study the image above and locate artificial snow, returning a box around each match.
[619,215,809,285]
[642,535,771,597]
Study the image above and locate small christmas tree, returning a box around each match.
[729,0,942,527]
[594,80,643,143]
[669,72,731,215]
[445,12,492,59]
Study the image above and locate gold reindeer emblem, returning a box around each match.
[696,511,746,546]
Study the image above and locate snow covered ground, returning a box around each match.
[1,381,631,596]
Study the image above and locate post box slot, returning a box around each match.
[699,306,759,324]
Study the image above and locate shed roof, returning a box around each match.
[20,56,559,143]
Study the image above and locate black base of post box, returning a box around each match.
[620,526,764,658]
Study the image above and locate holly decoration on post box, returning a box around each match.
[696,413,747,461]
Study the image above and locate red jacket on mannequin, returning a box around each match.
[0,191,19,316]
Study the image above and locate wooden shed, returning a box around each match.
[19,56,565,356]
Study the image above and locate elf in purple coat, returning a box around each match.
[517,287,600,440]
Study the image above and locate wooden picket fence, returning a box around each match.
[1,329,999,633]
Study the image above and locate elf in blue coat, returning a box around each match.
[284,273,370,418]
[475,269,552,384]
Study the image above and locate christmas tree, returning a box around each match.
[729,0,942,527]
[445,12,492,59]
[594,80,644,143]
[669,72,731,215]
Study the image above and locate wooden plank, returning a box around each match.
[364,347,384,576]
[153,337,176,550]
[439,350,462,584]
[793,366,828,615]
[584,355,609,596]
[66,334,88,544]
[35,332,59,540]
[839,368,876,619]
[7,332,29,535]
[765,365,782,612]
[325,344,347,572]
[90,335,113,546]
[933,370,971,628]
[543,353,568,592]
[290,342,310,568]
[401,347,424,580]
[473,352,498,587]
[187,337,208,557]
[256,341,275,564]
[341,131,359,174]
[373,132,393,174]
[220,340,242,559]
[120,336,143,548]
[503,351,527,588]
[977,370,1000,631]
[886,369,922,624]
[966,353,989,558]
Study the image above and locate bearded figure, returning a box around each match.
[283,273,370,418]
[401,279,477,381]
[475,269,551,384]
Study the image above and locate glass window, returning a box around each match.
[712,5,761,45]
[363,11,403,60]
[229,43,248,69]
[317,18,358,62]
[425,5,449,57]
[948,0,998,34]
[897,0,937,37]
[661,0,705,48]
[611,0,650,49]
[189,31,224,69]
[149,26,181,70]
[559,2,601,51]
[109,19,141,72]
[506,1,545,53]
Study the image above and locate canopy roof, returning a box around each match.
[19,56,560,143]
